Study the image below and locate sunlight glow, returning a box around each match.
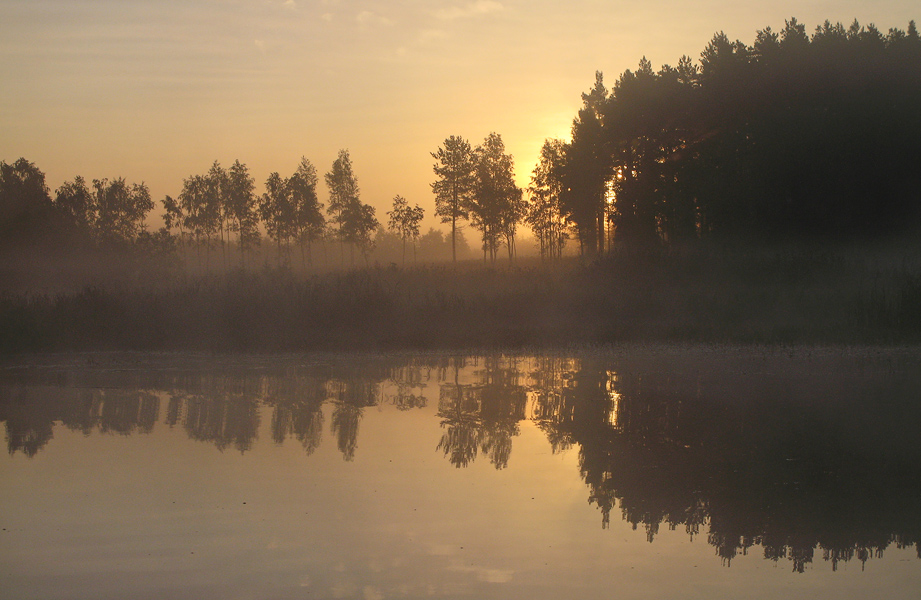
[2,1,918,233]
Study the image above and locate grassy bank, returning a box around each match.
[3,244,921,353]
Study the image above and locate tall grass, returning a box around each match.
[3,243,921,353]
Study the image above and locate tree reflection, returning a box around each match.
[436,355,527,469]
[2,351,921,571]
[327,372,380,461]
[555,351,921,571]
[477,356,527,469]
[165,392,182,427]
[1,385,162,456]
[97,389,160,435]
[529,356,577,453]
[331,402,361,461]
[386,364,430,411]
[0,387,55,457]
[266,373,327,455]
[430,351,921,571]
[437,381,481,468]
[184,391,259,453]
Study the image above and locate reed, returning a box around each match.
[3,243,921,353]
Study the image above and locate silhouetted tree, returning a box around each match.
[179,171,221,268]
[161,194,184,244]
[561,72,610,256]
[324,150,376,265]
[92,177,154,244]
[604,58,696,243]
[527,138,569,260]
[325,150,377,266]
[556,18,921,247]
[0,158,59,250]
[470,132,522,263]
[260,171,294,263]
[431,135,476,264]
[387,195,424,265]
[288,156,325,267]
[416,227,471,262]
[225,160,260,265]
[54,176,95,235]
[344,202,379,266]
[325,149,359,263]
[205,161,231,267]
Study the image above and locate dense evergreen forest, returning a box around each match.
[1,18,920,351]
[558,17,921,252]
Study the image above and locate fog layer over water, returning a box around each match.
[2,347,920,599]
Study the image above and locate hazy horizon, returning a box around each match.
[2,1,917,232]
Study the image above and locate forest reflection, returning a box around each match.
[2,350,920,572]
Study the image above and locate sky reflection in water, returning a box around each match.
[2,348,921,599]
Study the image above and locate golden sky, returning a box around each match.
[2,0,916,231]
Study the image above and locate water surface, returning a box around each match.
[2,347,920,599]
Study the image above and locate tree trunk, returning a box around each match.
[238,220,246,270]
[220,220,227,272]
[451,213,457,265]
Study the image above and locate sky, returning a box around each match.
[2,0,917,232]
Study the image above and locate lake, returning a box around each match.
[2,346,920,599]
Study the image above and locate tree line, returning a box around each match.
[0,148,478,270]
[552,18,921,254]
[3,17,918,268]
[159,151,381,269]
[0,150,434,269]
[424,18,921,261]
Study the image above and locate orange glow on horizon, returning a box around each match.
[2,2,917,233]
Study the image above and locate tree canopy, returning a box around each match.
[387,195,425,265]
[3,17,919,265]
[325,150,378,265]
[431,135,476,264]
[554,18,921,250]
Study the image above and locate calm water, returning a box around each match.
[2,347,921,599]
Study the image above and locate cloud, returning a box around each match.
[321,12,333,22]
[283,0,296,8]
[254,39,266,54]
[434,0,505,21]
[356,10,393,27]
[393,29,448,58]
[418,29,448,44]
